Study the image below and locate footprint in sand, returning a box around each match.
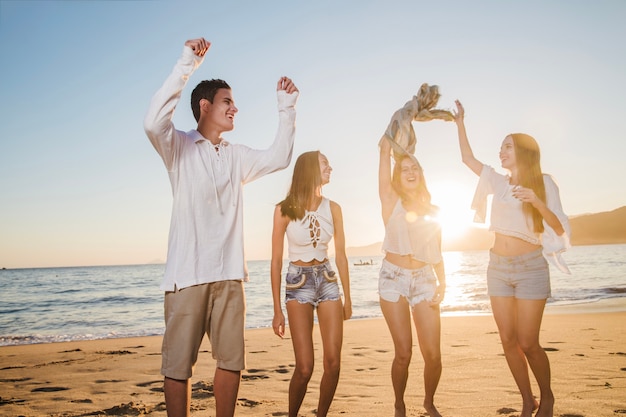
[0,377,31,383]
[136,380,162,387]
[96,350,135,355]
[99,401,149,415]
[70,399,93,404]
[31,386,69,392]
[237,398,260,407]
[242,374,269,380]
[0,397,26,405]
[136,380,163,393]
[191,381,214,399]
[275,366,290,374]
[496,407,517,414]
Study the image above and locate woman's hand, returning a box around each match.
[343,298,353,320]
[512,185,540,206]
[452,100,464,125]
[272,311,286,338]
[430,283,446,306]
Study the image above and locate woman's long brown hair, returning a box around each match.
[511,133,546,233]
[278,151,322,221]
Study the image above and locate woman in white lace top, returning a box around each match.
[270,151,351,417]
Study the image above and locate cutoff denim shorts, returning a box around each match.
[487,248,550,299]
[378,259,436,307]
[285,261,340,307]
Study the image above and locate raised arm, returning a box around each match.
[330,201,352,320]
[240,77,299,184]
[270,205,289,338]
[143,39,208,169]
[452,100,483,176]
[378,138,398,223]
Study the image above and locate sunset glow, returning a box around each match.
[430,181,476,240]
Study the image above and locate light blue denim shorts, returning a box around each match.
[378,259,436,307]
[285,261,340,307]
[487,248,550,299]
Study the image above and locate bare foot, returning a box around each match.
[535,395,554,417]
[520,398,539,417]
[423,401,442,417]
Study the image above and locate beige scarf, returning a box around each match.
[380,83,454,161]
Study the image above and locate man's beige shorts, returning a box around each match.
[161,280,246,380]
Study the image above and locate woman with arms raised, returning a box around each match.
[378,137,446,417]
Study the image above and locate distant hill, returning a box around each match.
[346,206,626,256]
[569,206,626,245]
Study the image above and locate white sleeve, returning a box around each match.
[470,164,496,223]
[143,46,204,170]
[541,174,571,274]
[239,90,298,184]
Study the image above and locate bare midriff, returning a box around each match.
[384,252,427,270]
[492,233,541,257]
[291,258,328,267]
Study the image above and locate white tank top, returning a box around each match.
[286,197,334,262]
[382,200,442,264]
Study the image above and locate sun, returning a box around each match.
[429,181,476,240]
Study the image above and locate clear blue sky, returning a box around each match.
[1,0,624,268]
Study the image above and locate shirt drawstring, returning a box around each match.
[197,141,237,214]
[198,141,223,214]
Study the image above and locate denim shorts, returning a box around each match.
[487,248,550,299]
[378,259,436,307]
[285,261,340,307]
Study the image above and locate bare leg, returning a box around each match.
[164,377,190,417]
[515,299,554,417]
[490,297,539,417]
[380,297,413,417]
[412,301,442,417]
[316,299,344,417]
[286,301,315,417]
[214,367,241,417]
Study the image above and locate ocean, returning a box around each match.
[1,244,625,347]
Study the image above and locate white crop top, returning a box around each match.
[286,197,334,262]
[382,200,442,264]
[471,164,571,273]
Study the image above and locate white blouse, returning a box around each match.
[471,165,571,273]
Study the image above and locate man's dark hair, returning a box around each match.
[191,79,231,122]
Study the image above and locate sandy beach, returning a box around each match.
[1,301,625,417]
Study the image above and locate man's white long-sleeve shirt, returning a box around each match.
[144,46,297,291]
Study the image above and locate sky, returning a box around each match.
[1,0,625,269]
